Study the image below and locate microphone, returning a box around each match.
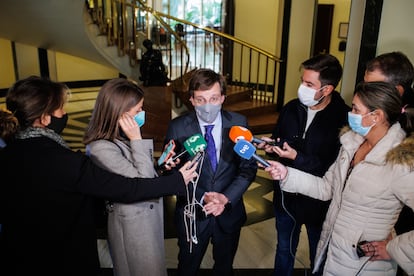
[157,134,207,169]
[233,139,270,167]
[182,133,207,157]
[229,126,276,145]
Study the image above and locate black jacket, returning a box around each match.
[0,135,185,276]
[271,91,350,224]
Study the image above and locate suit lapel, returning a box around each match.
[183,112,202,135]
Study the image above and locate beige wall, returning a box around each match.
[232,0,281,86]
[234,0,280,53]
[318,0,351,66]
[15,43,41,80]
[283,0,316,103]
[341,0,414,105]
[233,0,351,104]
[54,52,118,82]
[0,39,118,87]
[377,0,414,63]
[233,0,316,104]
[0,38,15,88]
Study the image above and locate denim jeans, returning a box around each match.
[273,202,323,276]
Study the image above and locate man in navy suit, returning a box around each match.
[164,68,258,276]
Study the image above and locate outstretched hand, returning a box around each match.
[264,160,288,181]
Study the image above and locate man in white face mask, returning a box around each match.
[257,54,351,276]
[163,68,258,275]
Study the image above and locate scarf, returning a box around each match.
[15,127,70,149]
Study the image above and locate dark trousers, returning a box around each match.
[177,218,241,276]
[273,204,323,276]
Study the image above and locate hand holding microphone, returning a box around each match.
[182,133,207,157]
[229,126,281,147]
[264,160,288,181]
[229,125,264,144]
[158,134,207,170]
[179,159,200,185]
[233,139,270,167]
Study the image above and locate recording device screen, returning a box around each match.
[158,139,175,165]
[189,151,203,169]
[269,139,286,148]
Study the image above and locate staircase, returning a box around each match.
[84,0,282,135]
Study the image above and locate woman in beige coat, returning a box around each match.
[265,82,414,275]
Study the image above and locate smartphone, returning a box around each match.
[268,138,288,148]
[356,241,368,257]
[158,140,176,166]
[188,151,203,169]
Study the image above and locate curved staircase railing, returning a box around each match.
[86,0,283,106]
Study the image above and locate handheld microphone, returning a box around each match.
[229,126,276,145]
[158,134,207,169]
[170,133,207,161]
[182,133,207,157]
[233,139,270,167]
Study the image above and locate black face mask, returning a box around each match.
[47,113,68,134]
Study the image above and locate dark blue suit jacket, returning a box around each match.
[164,110,258,234]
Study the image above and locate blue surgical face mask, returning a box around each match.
[134,111,145,127]
[348,111,375,136]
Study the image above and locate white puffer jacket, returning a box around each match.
[280,123,414,275]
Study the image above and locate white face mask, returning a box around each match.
[297,84,325,107]
[194,103,221,123]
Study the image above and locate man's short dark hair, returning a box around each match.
[301,54,343,88]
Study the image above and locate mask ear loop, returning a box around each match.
[315,85,328,103]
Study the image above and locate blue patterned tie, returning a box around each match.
[204,125,217,172]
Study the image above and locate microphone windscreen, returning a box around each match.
[229,126,253,143]
[233,139,255,159]
[184,133,207,156]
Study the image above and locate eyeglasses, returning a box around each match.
[192,95,222,105]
